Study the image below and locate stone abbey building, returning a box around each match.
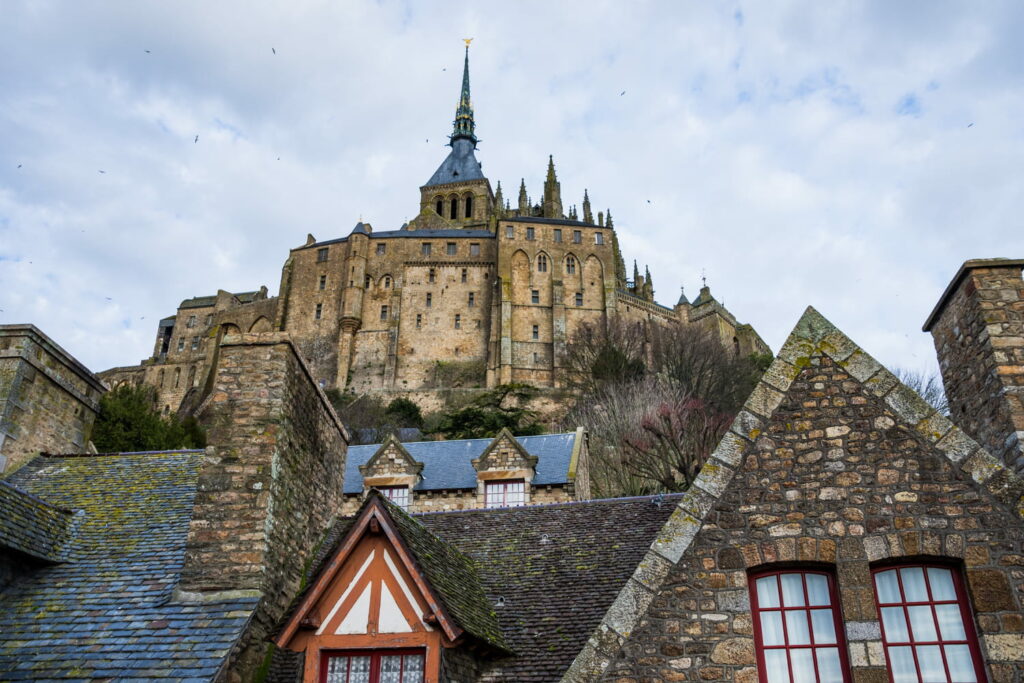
[99,47,767,414]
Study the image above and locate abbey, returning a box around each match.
[99,47,767,413]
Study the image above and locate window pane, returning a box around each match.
[784,611,810,645]
[928,568,957,601]
[901,567,928,602]
[325,656,348,683]
[763,649,789,683]
[806,574,830,606]
[756,576,780,608]
[944,644,977,682]
[816,647,844,683]
[760,611,785,646]
[881,606,910,642]
[781,573,805,606]
[349,656,371,683]
[908,605,938,641]
[789,648,815,681]
[935,604,967,641]
[402,654,425,683]
[888,646,918,683]
[916,644,945,682]
[875,569,902,604]
[811,608,837,644]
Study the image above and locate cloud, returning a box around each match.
[1,0,1022,381]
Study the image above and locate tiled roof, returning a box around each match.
[0,451,259,681]
[178,291,259,310]
[273,495,679,681]
[0,480,78,563]
[503,215,599,227]
[343,432,578,494]
[424,138,486,187]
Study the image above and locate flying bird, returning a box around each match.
[620,90,626,96]
[646,199,651,203]
[144,49,151,54]
[967,123,974,128]
[98,170,105,174]
[272,47,276,54]
[17,164,21,168]
[194,135,199,143]
[105,297,112,301]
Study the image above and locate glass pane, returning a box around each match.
[888,646,918,683]
[908,605,938,641]
[935,604,967,641]
[790,648,815,681]
[760,611,785,646]
[325,656,348,683]
[816,647,844,683]
[349,655,371,683]
[901,567,928,602]
[402,654,425,683]
[944,644,978,682]
[380,653,402,683]
[757,576,780,608]
[781,573,806,606]
[785,610,810,645]
[811,608,837,644]
[875,569,902,604]
[917,644,945,682]
[881,606,910,642]
[806,573,830,606]
[928,567,957,601]
[764,649,789,683]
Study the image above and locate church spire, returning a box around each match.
[582,189,593,224]
[450,40,477,147]
[518,178,529,215]
[542,155,563,218]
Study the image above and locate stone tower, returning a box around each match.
[925,258,1024,472]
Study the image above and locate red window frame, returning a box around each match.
[871,563,986,683]
[379,486,409,510]
[484,479,525,508]
[749,567,852,683]
[319,649,425,683]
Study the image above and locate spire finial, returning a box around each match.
[450,41,477,147]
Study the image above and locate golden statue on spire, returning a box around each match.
[463,38,473,47]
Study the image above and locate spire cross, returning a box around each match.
[701,269,707,287]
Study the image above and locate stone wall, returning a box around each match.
[339,483,576,516]
[927,259,1024,472]
[0,325,105,473]
[179,333,348,681]
[602,344,1024,682]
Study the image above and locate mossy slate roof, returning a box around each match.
[0,452,259,682]
[0,480,79,563]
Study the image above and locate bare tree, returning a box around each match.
[894,368,949,416]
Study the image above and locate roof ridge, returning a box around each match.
[40,449,206,458]
[410,492,686,517]
[350,431,576,449]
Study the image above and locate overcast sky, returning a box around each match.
[1,1,1021,377]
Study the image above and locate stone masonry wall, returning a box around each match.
[180,333,348,681]
[930,262,1024,472]
[339,483,574,516]
[605,352,1024,683]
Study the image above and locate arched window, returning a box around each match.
[365,275,371,288]
[537,254,548,272]
[173,367,181,388]
[435,196,443,215]
[872,564,986,683]
[158,369,165,387]
[465,194,474,218]
[565,256,577,274]
[450,197,458,219]
[383,275,392,288]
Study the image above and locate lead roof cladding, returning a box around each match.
[0,451,259,682]
[342,432,578,494]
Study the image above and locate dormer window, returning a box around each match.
[323,650,424,683]
[379,486,410,510]
[485,480,525,508]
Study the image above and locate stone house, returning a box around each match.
[99,47,767,416]
[340,427,590,515]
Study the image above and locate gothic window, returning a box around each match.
[554,228,562,243]
[421,243,431,257]
[470,243,480,256]
[428,268,436,283]
[532,324,539,340]
[380,305,389,321]
[537,254,548,272]
[315,303,323,320]
[566,256,577,274]
[526,227,535,241]
[158,369,165,387]
[426,293,432,308]
[464,194,473,218]
[173,367,181,388]
[750,569,851,683]
[322,650,425,683]
[383,276,392,288]
[531,290,540,304]
[454,314,461,329]
[365,275,371,288]
[573,230,582,244]
[575,292,583,307]
[376,243,386,255]
[447,242,457,255]
[468,292,475,307]
[317,247,329,262]
[485,480,525,508]
[450,197,458,219]
[435,197,443,215]
[595,231,604,245]
[319,275,326,290]
[872,564,985,683]
[379,486,410,510]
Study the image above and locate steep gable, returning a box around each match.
[358,433,424,488]
[563,307,1024,682]
[472,427,539,476]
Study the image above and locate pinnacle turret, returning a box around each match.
[582,189,593,224]
[450,43,477,146]
[542,155,563,218]
[518,179,529,214]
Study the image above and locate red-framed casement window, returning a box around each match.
[871,564,986,683]
[379,486,410,510]
[749,568,852,683]
[484,480,525,508]
[320,649,425,683]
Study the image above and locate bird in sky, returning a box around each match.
[98,170,105,174]
[17,164,21,168]
[194,135,199,143]
[620,90,626,96]
[646,199,651,203]
[144,49,150,54]
[272,47,276,54]
[105,297,112,301]
[968,123,974,128]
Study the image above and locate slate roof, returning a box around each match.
[424,138,486,187]
[0,480,78,563]
[178,291,259,309]
[300,228,495,250]
[271,494,680,682]
[343,432,578,494]
[503,215,600,228]
[0,451,260,681]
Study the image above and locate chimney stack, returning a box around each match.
[924,258,1024,471]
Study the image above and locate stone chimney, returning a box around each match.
[924,258,1024,471]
